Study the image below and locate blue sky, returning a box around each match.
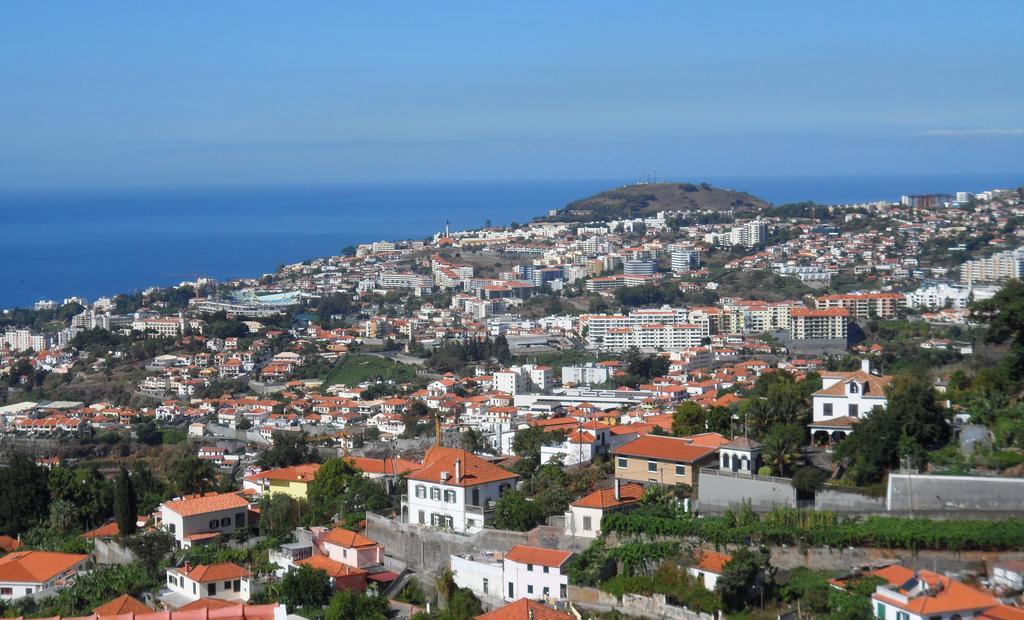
[1,1,1022,189]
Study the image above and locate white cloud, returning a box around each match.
[923,128,1024,137]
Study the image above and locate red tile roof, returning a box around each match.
[0,551,89,583]
[693,550,731,574]
[476,598,573,620]
[163,492,251,517]
[93,594,151,616]
[572,482,645,509]
[322,528,377,549]
[407,447,517,487]
[613,434,718,463]
[296,554,367,577]
[175,562,250,583]
[503,545,573,568]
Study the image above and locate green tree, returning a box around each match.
[971,279,1024,376]
[258,432,320,468]
[306,457,361,522]
[48,465,112,530]
[259,494,304,542]
[126,530,175,579]
[172,454,218,496]
[717,547,771,611]
[113,467,138,538]
[491,490,544,531]
[761,424,805,477]
[0,454,50,534]
[672,401,706,437]
[324,590,389,620]
[280,565,333,610]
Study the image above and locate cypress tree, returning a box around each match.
[113,466,138,537]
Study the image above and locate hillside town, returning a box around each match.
[2,183,1024,620]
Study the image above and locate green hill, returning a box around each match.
[540,182,771,223]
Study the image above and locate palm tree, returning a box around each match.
[761,424,805,477]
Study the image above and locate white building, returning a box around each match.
[561,364,613,386]
[905,283,999,310]
[159,492,252,548]
[960,248,1024,283]
[0,551,90,602]
[809,359,891,444]
[564,480,644,539]
[687,551,731,592]
[164,562,254,604]
[494,365,552,395]
[402,447,518,534]
[503,545,573,602]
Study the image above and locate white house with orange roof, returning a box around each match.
[503,545,573,602]
[160,492,253,548]
[318,528,383,570]
[810,359,892,445]
[164,562,255,606]
[832,565,1000,620]
[564,479,644,539]
[687,550,731,591]
[0,551,90,602]
[401,447,518,534]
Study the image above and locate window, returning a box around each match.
[0,587,10,596]
[849,404,859,418]
[527,563,534,572]
[220,517,231,527]
[849,382,859,394]
[823,403,833,417]
[415,485,426,498]
[208,583,216,596]
[582,516,592,531]
[647,460,657,472]
[617,457,627,469]
[896,612,909,620]
[543,586,550,597]
[543,566,549,574]
[209,519,219,529]
[560,584,567,598]
[527,585,534,594]
[508,582,514,599]
[224,581,231,589]
[675,464,685,476]
[482,578,489,594]
[444,490,456,503]
[233,580,241,592]
[418,510,425,525]
[467,518,476,529]
[875,602,885,619]
[430,487,441,501]
[168,523,176,533]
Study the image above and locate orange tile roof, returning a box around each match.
[981,605,1024,620]
[176,562,250,583]
[476,598,573,620]
[250,463,321,483]
[94,594,151,616]
[177,598,242,612]
[0,535,23,553]
[873,570,999,616]
[322,528,377,549]
[503,545,573,568]
[344,456,423,476]
[407,447,517,487]
[163,492,251,517]
[571,482,645,509]
[0,551,89,583]
[83,521,121,539]
[693,550,731,574]
[685,432,731,448]
[613,434,718,463]
[296,554,367,577]
[9,603,283,620]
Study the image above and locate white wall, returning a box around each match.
[503,559,568,602]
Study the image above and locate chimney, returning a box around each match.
[455,458,462,484]
[614,478,621,501]
[861,358,872,374]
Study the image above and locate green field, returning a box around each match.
[324,354,419,387]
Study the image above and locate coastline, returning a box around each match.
[2,173,1020,311]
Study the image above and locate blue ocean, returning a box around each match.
[1,173,1020,310]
